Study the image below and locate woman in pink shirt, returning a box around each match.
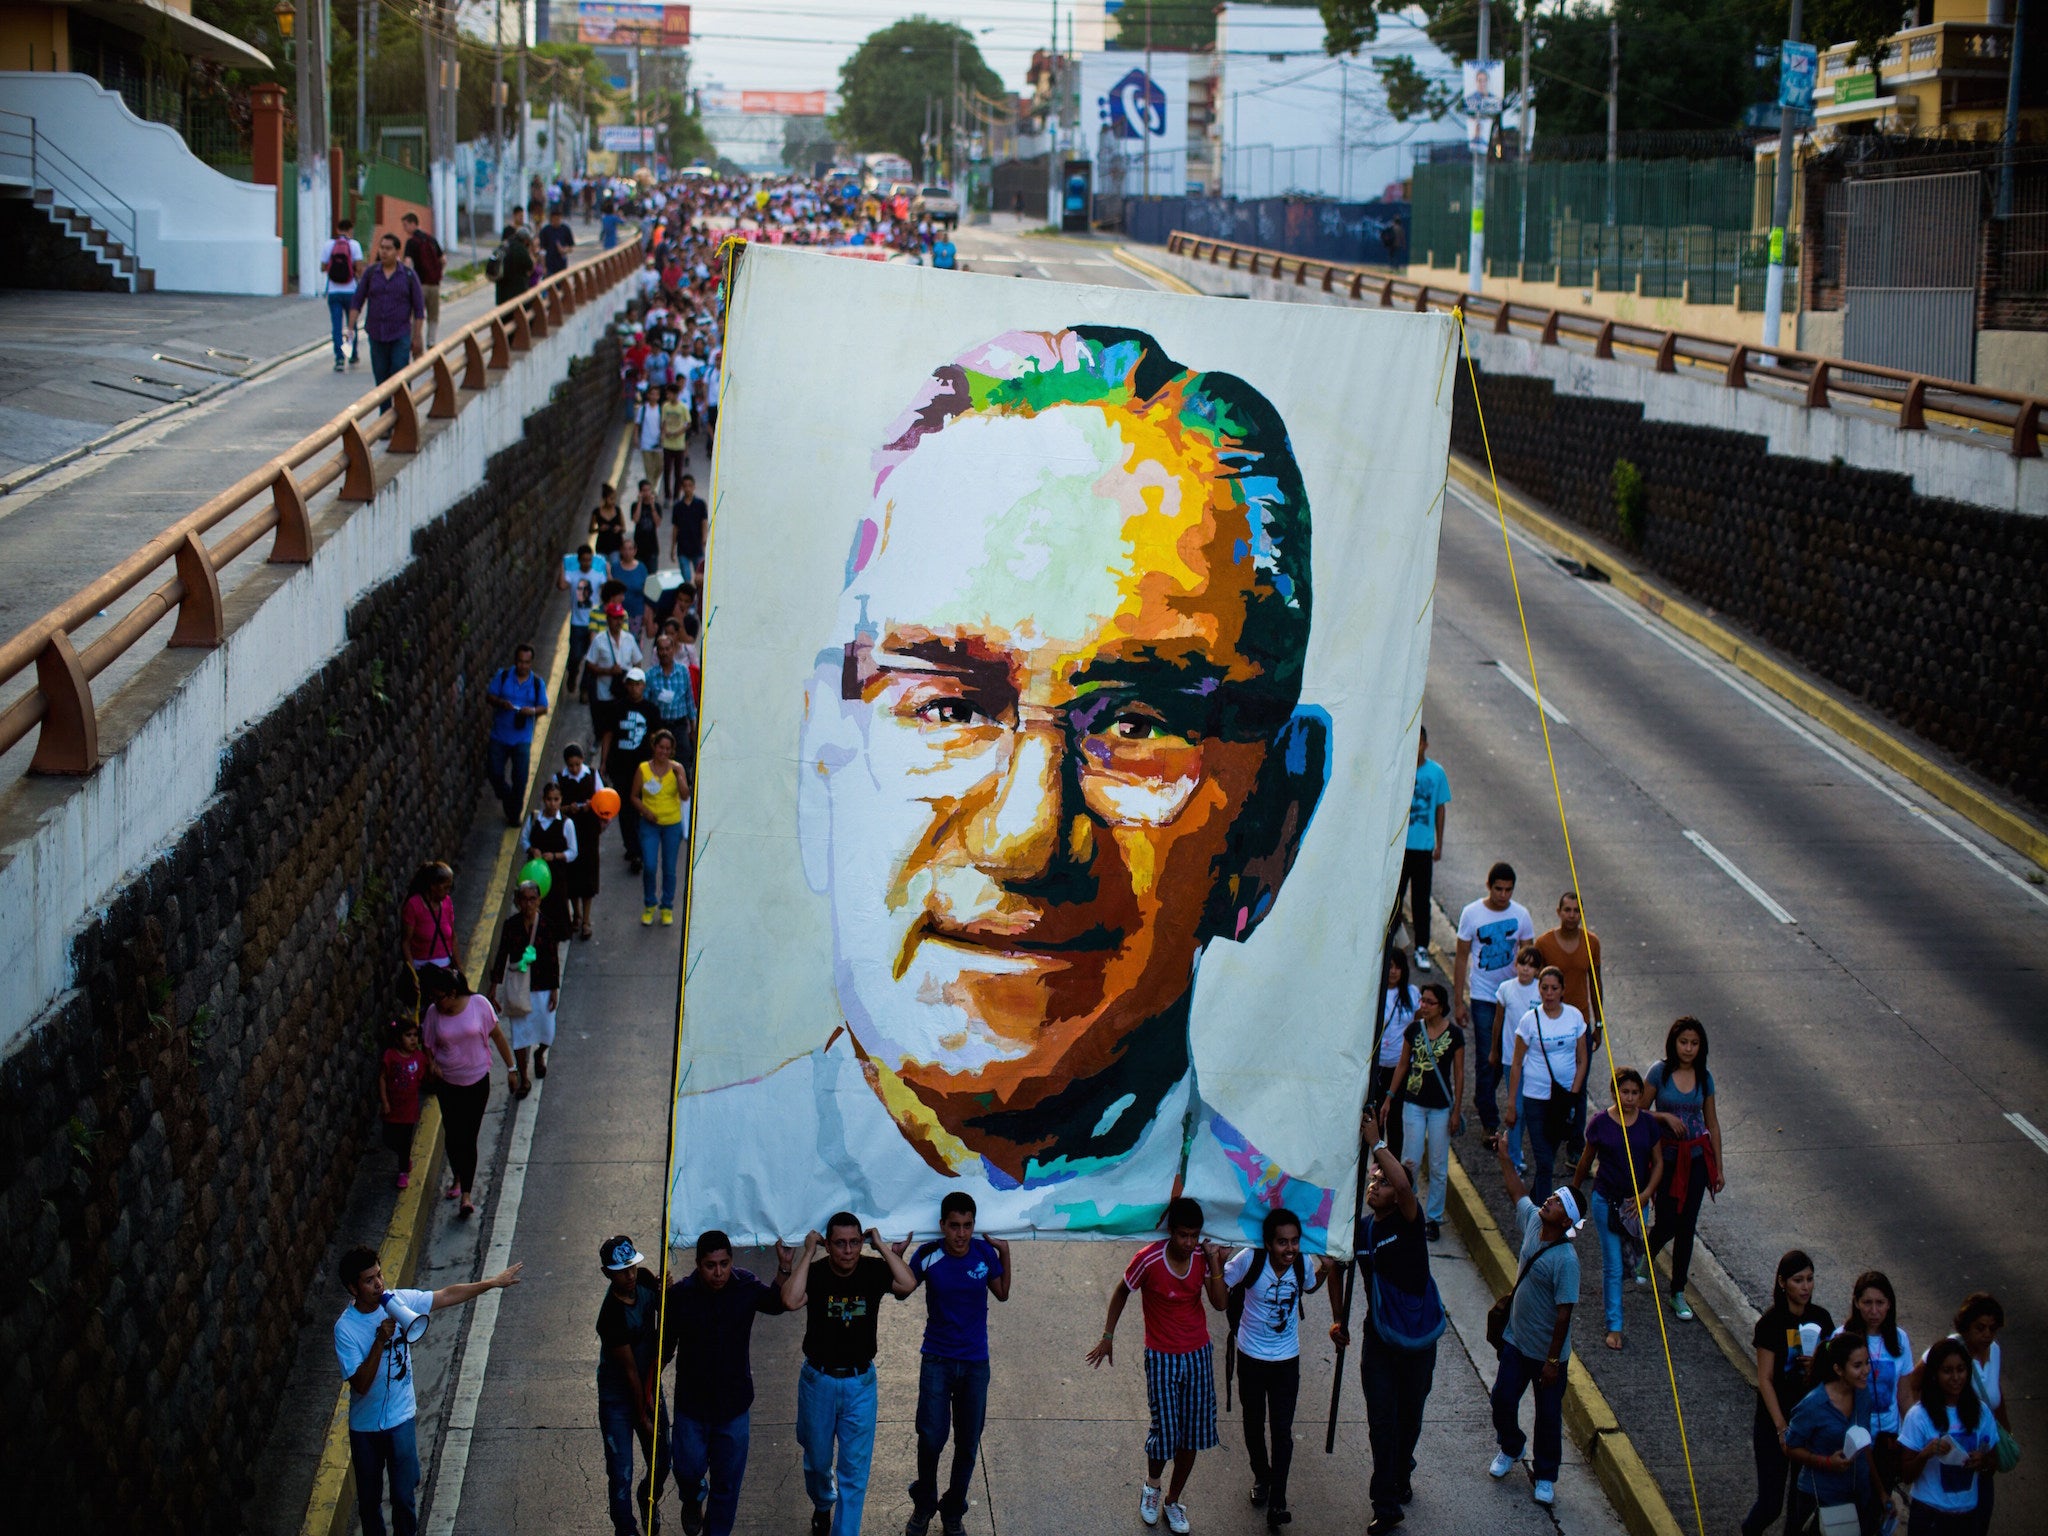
[401,861,462,991]
[423,968,513,1217]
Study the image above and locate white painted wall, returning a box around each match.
[0,274,632,1060]
[1147,244,2047,516]
[0,72,284,295]
[1217,5,1465,202]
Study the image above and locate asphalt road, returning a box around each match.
[1419,474,2047,1527]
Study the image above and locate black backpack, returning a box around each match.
[1222,1248,1306,1406]
[325,239,354,286]
[485,244,505,281]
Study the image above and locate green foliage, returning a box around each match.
[1322,0,1793,137]
[1802,0,1913,71]
[1611,457,1646,545]
[834,16,1004,167]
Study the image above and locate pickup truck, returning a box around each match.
[913,185,961,224]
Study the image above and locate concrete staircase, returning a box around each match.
[19,187,154,292]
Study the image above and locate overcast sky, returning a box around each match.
[680,1,1072,96]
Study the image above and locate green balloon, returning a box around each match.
[519,858,552,898]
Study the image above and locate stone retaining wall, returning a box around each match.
[0,334,619,1531]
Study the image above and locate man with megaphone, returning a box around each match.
[334,1244,524,1536]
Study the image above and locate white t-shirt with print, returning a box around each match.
[1514,1005,1588,1100]
[585,628,643,701]
[335,1289,432,1431]
[1457,898,1535,999]
[1223,1247,1316,1363]
[1899,1401,1994,1512]
[1836,1325,1913,1433]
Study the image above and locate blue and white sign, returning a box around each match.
[1778,40,1819,112]
[1079,50,1188,160]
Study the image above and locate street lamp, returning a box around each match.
[273,0,294,60]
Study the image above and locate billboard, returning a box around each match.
[740,90,829,116]
[597,124,656,151]
[666,247,1454,1257]
[576,2,688,46]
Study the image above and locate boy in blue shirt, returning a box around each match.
[897,1192,1011,1535]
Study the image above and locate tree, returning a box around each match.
[834,16,1004,168]
[1802,0,1913,70]
[783,114,838,175]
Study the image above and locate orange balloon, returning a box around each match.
[591,786,621,820]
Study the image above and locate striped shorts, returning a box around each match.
[1143,1344,1219,1460]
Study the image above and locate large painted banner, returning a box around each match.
[668,246,1452,1256]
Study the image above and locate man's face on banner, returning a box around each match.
[802,401,1315,1122]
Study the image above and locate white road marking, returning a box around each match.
[1447,482,2048,913]
[422,1078,543,1536]
[1683,830,1796,923]
[1493,660,1570,726]
[2006,1112,2048,1158]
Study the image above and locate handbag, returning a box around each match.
[1810,1503,1859,1536]
[1486,1240,1564,1355]
[500,915,538,1018]
[1971,1361,2021,1472]
[1534,1022,1578,1143]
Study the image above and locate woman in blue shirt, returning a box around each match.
[1783,1332,1880,1535]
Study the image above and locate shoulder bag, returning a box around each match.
[1533,1019,1578,1145]
[499,914,537,1017]
[1486,1238,1564,1356]
[1972,1360,2022,1472]
[1362,1215,1448,1350]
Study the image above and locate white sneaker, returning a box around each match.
[1533,1479,1556,1506]
[1413,947,1432,971]
[1163,1503,1190,1535]
[1488,1451,1517,1479]
[1139,1484,1161,1526]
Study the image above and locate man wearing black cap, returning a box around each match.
[597,1234,670,1536]
[664,1232,797,1536]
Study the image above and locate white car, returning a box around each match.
[913,185,960,223]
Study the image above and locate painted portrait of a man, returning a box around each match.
[670,252,1451,1253]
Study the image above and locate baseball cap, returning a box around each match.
[604,600,627,617]
[623,666,647,683]
[600,1235,647,1271]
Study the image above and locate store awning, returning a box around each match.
[63,0,274,72]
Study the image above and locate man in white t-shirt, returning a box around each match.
[333,1244,522,1536]
[322,217,365,372]
[1453,860,1534,1137]
[1222,1208,1329,1530]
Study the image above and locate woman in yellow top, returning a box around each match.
[659,383,691,502]
[630,728,690,925]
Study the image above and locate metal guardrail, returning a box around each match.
[0,236,646,776]
[1163,232,2045,460]
[0,107,141,262]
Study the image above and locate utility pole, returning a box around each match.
[1338,59,1348,202]
[491,0,506,232]
[1143,1,1153,198]
[295,0,331,295]
[1468,0,1489,295]
[1605,15,1619,227]
[1518,0,1532,273]
[951,32,961,183]
[1761,0,1804,350]
[1047,0,1059,225]
[1997,0,2027,218]
[517,1,529,195]
[355,0,366,157]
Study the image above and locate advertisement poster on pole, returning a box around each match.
[1461,60,1504,119]
[1778,40,1819,111]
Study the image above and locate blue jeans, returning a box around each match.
[369,332,412,387]
[639,817,684,908]
[349,1418,420,1536]
[1470,1000,1503,1130]
[329,293,356,362]
[673,1410,751,1536]
[1522,1095,1566,1188]
[796,1362,877,1536]
[1588,1189,1627,1333]
[486,738,530,822]
[910,1355,990,1523]
[598,1391,671,1536]
[1401,1101,1451,1223]
[1491,1341,1567,1481]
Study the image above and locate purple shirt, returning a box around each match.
[354,262,426,342]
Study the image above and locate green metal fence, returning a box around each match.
[1412,157,1782,308]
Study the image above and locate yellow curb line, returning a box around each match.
[1111,245,1202,295]
[1445,455,2048,872]
[298,423,627,1536]
[1445,1151,1686,1536]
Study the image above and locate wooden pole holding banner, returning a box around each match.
[1326,902,1405,1452]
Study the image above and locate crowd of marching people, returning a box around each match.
[332,166,2020,1536]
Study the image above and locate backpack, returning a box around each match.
[1359,1213,1448,1350]
[326,239,354,286]
[410,232,445,285]
[1222,1248,1306,1407]
[485,244,505,281]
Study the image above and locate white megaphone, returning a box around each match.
[381,1290,430,1344]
